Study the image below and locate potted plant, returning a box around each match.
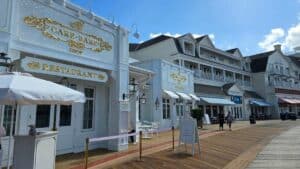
[191,109,204,128]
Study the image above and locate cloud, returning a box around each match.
[258,28,285,51]
[149,32,182,38]
[284,23,300,51]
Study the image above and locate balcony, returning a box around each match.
[225,76,234,83]
[213,75,224,81]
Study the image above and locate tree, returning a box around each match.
[191,109,204,128]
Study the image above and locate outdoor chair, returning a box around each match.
[149,122,159,136]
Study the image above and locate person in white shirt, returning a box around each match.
[0,126,6,168]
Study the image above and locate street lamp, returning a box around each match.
[0,53,12,72]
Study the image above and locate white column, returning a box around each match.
[107,27,129,151]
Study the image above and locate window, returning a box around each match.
[162,98,170,119]
[184,42,194,55]
[36,105,51,128]
[3,105,16,136]
[83,88,95,129]
[176,104,184,116]
[59,105,72,126]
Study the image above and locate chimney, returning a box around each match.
[274,44,281,52]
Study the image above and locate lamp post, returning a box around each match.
[0,53,13,72]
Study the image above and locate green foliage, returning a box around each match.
[191,108,204,121]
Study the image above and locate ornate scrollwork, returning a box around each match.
[23,16,112,54]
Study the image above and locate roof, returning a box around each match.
[196,84,226,96]
[129,35,171,51]
[248,50,275,73]
[196,35,208,42]
[244,90,263,99]
[222,83,235,93]
[226,48,238,54]
[289,56,300,67]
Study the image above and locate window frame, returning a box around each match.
[35,104,51,129]
[82,87,96,130]
[162,98,171,119]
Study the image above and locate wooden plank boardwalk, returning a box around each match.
[101,121,298,169]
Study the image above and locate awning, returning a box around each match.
[176,92,192,100]
[200,97,235,105]
[279,97,300,104]
[189,94,200,101]
[163,90,179,99]
[249,100,272,107]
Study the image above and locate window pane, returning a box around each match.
[3,105,16,136]
[36,105,51,128]
[83,88,94,129]
[59,105,72,126]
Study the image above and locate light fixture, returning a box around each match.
[0,53,13,72]
[131,24,140,39]
[122,78,138,100]
[129,78,137,94]
[139,93,147,104]
[155,97,160,110]
[59,77,70,87]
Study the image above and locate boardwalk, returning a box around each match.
[247,125,300,169]
[100,121,298,169]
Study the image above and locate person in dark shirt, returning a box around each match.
[219,112,225,131]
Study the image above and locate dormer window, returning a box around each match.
[183,41,195,56]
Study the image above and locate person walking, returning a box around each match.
[0,126,6,168]
[226,111,233,131]
[219,112,225,131]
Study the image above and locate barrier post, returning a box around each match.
[172,126,175,151]
[139,131,142,161]
[84,138,89,169]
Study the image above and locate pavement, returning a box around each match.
[247,124,300,169]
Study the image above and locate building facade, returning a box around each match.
[132,59,197,129]
[130,33,268,121]
[249,44,300,119]
[0,0,131,165]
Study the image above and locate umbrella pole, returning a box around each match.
[7,104,16,169]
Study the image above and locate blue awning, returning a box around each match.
[249,100,272,107]
[200,97,235,105]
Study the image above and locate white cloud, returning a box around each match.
[284,23,300,51]
[149,32,182,38]
[258,28,285,51]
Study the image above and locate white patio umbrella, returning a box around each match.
[0,72,86,168]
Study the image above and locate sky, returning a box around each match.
[71,0,300,56]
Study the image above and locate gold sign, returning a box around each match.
[24,16,112,54]
[170,72,187,91]
[170,72,187,83]
[22,57,108,83]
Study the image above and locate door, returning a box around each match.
[56,84,77,155]
[56,104,75,155]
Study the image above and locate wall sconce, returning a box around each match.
[155,97,160,110]
[59,77,70,87]
[122,78,138,101]
[139,93,147,104]
[0,53,13,72]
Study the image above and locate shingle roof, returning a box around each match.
[289,55,300,67]
[248,50,275,73]
[196,84,226,96]
[129,35,171,51]
[196,35,207,42]
[222,83,235,93]
[226,48,238,54]
[244,90,263,99]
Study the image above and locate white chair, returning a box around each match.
[149,122,160,136]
